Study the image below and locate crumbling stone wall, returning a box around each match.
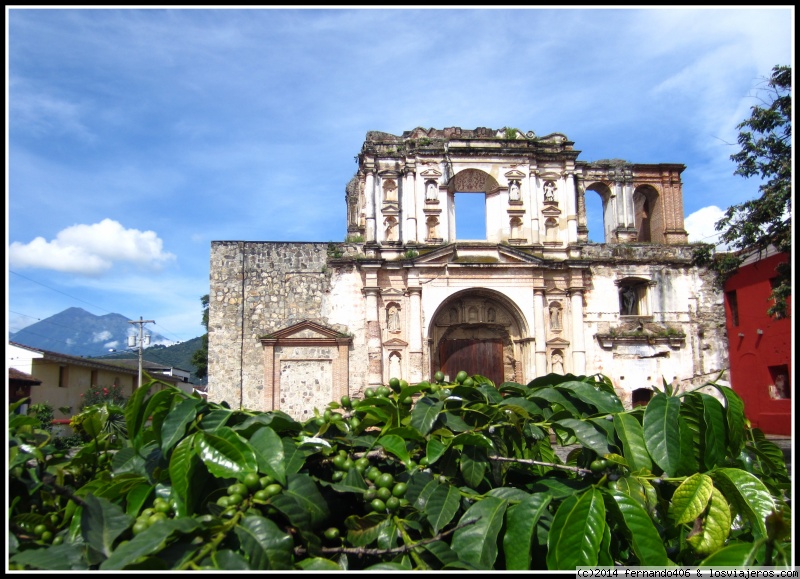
[209,241,332,409]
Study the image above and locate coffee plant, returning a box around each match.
[8,371,791,570]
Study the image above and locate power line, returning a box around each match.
[9,269,197,343]
[10,270,116,315]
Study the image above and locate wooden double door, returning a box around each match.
[438,338,504,386]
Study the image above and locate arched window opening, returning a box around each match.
[618,278,650,316]
[584,183,613,243]
[632,388,653,407]
[455,192,486,240]
[633,186,659,243]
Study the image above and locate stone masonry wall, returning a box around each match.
[209,241,334,410]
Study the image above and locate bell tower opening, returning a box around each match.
[455,192,486,240]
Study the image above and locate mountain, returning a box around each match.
[92,336,207,385]
[10,306,174,358]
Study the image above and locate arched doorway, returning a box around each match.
[428,289,528,386]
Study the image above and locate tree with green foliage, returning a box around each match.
[8,370,791,570]
[191,294,209,380]
[703,65,791,318]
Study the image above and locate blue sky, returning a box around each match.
[6,7,794,345]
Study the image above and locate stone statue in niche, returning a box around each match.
[387,305,400,332]
[449,308,458,323]
[426,217,439,239]
[549,303,561,330]
[509,180,520,201]
[620,286,637,315]
[551,352,564,374]
[384,217,398,242]
[487,308,496,322]
[543,181,556,202]
[426,181,438,202]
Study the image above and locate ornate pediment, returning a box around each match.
[420,168,443,178]
[261,320,350,343]
[409,244,547,266]
[383,338,408,347]
[546,337,570,348]
[381,287,405,297]
[504,169,526,180]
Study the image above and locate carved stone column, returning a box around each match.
[364,164,376,243]
[565,172,578,243]
[363,285,383,388]
[529,170,541,244]
[407,285,423,382]
[403,163,417,244]
[569,288,586,375]
[533,288,548,376]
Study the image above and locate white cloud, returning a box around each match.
[9,219,176,275]
[685,205,728,249]
[92,330,113,343]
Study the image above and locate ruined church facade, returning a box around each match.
[209,127,727,419]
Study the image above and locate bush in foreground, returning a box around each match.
[8,372,791,570]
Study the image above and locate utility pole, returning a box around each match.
[128,317,155,390]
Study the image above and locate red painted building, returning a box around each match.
[723,248,791,435]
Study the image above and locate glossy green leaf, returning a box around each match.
[607,490,670,566]
[421,540,462,567]
[529,387,580,416]
[198,408,231,431]
[142,388,177,442]
[194,427,257,479]
[377,434,410,464]
[124,483,153,517]
[80,494,133,558]
[124,381,154,444]
[160,397,200,454]
[425,438,449,464]
[711,468,775,539]
[717,386,746,456]
[555,380,624,414]
[281,437,307,475]
[687,487,731,556]
[597,518,614,567]
[497,397,542,418]
[614,412,652,473]
[700,393,726,470]
[503,493,551,570]
[209,550,250,570]
[274,473,329,529]
[554,418,611,456]
[297,557,344,570]
[168,434,200,516]
[698,542,756,567]
[100,517,199,570]
[10,543,86,570]
[643,393,682,477]
[376,517,399,550]
[344,513,385,547]
[452,496,507,569]
[459,445,487,488]
[669,473,714,525]
[677,413,700,475]
[250,426,286,485]
[234,515,294,570]
[410,397,444,436]
[547,488,606,569]
[751,434,788,475]
[450,431,495,450]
